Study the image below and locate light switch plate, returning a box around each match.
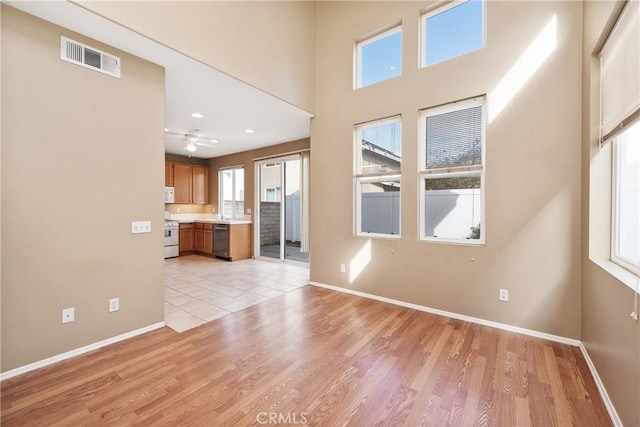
[131,221,151,234]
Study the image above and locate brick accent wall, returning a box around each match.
[260,202,281,245]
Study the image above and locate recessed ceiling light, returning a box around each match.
[191,112,204,119]
[210,139,218,143]
[244,129,254,133]
[164,128,169,132]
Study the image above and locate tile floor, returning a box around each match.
[164,255,309,332]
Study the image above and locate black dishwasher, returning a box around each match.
[213,224,229,260]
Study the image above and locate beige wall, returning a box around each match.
[311,1,583,338]
[207,139,310,217]
[1,6,165,372]
[581,2,640,426]
[74,0,317,113]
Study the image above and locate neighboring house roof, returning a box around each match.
[362,139,401,163]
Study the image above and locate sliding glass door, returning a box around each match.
[255,154,309,264]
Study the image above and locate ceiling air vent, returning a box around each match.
[60,36,121,78]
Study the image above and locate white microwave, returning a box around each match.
[164,186,175,204]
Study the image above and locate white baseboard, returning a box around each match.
[579,343,623,427]
[0,321,165,381]
[309,281,581,346]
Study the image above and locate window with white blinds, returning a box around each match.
[600,0,640,142]
[419,97,485,244]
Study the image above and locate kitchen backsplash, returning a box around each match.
[164,204,211,215]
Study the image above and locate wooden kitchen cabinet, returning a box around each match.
[229,224,252,261]
[203,224,214,254]
[194,223,204,253]
[194,223,214,256]
[179,223,194,254]
[192,166,209,204]
[172,163,209,205]
[173,163,193,204]
[165,161,174,186]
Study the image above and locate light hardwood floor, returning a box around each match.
[1,286,611,426]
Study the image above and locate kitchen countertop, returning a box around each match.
[169,213,252,225]
[177,219,252,225]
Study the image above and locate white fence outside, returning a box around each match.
[424,189,481,239]
[285,195,301,242]
[361,192,401,235]
[360,190,481,238]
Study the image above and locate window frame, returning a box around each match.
[218,166,244,220]
[355,24,403,89]
[354,116,402,239]
[265,187,281,202]
[420,0,485,69]
[611,121,640,275]
[418,96,486,245]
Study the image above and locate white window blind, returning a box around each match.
[425,105,483,169]
[600,0,640,142]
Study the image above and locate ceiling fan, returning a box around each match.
[164,129,218,153]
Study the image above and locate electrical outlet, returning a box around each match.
[109,297,120,312]
[340,264,346,273]
[499,289,509,302]
[131,221,151,234]
[62,307,75,323]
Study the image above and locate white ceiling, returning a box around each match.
[5,0,313,159]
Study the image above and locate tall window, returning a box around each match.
[355,25,402,89]
[421,0,484,67]
[419,97,485,243]
[219,167,244,219]
[355,117,402,237]
[600,0,640,275]
[612,120,640,273]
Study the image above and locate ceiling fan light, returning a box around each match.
[186,142,197,153]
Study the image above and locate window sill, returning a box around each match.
[356,233,401,240]
[420,237,485,247]
[591,257,640,294]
